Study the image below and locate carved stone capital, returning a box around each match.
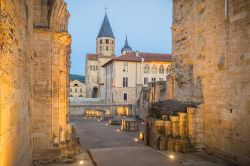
[54,32,71,46]
[0,1,15,56]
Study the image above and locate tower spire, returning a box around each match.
[97,12,115,38]
[121,35,132,54]
[125,35,128,45]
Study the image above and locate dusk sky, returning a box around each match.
[64,0,173,75]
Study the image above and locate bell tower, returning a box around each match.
[96,13,115,56]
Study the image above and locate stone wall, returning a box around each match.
[145,106,204,152]
[172,0,250,165]
[0,0,71,165]
[148,81,167,103]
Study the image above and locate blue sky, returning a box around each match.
[64,0,172,75]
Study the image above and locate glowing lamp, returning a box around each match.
[169,154,175,159]
[139,132,144,140]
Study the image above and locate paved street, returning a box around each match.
[48,117,236,166]
[73,117,236,166]
[74,117,144,152]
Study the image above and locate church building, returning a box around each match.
[85,13,172,103]
[85,13,115,98]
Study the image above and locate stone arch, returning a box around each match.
[49,0,70,32]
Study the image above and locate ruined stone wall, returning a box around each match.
[148,81,167,103]
[145,106,204,152]
[32,0,71,158]
[0,0,33,165]
[172,0,250,165]
[0,0,71,165]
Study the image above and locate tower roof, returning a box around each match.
[121,36,132,52]
[97,13,115,38]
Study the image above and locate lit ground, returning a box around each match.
[48,117,236,166]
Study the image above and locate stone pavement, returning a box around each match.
[48,118,237,166]
[89,146,237,166]
[74,117,144,151]
[45,153,94,166]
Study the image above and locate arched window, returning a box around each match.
[166,66,171,74]
[159,65,164,74]
[152,65,157,74]
[144,64,150,73]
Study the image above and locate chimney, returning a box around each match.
[136,51,139,57]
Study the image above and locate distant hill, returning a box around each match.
[70,74,85,83]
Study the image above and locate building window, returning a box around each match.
[123,77,128,87]
[159,65,164,74]
[100,46,103,51]
[70,88,72,92]
[166,66,171,74]
[74,84,78,87]
[106,46,109,51]
[152,65,157,74]
[144,64,150,73]
[80,88,82,93]
[123,62,128,72]
[75,88,77,93]
[144,77,148,85]
[159,78,164,81]
[106,39,109,44]
[112,40,114,44]
[100,40,102,44]
[123,93,128,101]
[96,66,98,70]
[152,78,156,82]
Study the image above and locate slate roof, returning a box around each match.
[87,54,99,60]
[97,13,115,38]
[102,52,172,67]
[121,36,132,52]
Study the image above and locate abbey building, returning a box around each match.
[85,14,172,104]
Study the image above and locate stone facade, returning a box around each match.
[103,52,172,105]
[69,80,86,98]
[0,0,71,165]
[171,0,250,165]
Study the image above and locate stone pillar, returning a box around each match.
[170,116,179,137]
